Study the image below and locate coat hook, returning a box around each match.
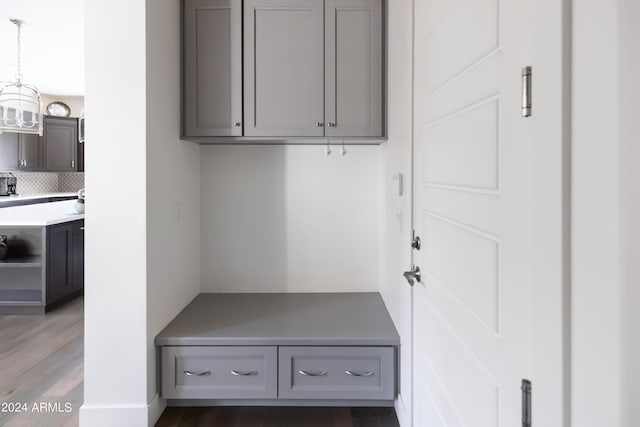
[325,140,332,156]
[341,140,347,156]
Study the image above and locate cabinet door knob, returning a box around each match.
[328,122,336,128]
[315,122,324,127]
[233,122,241,127]
[71,160,75,168]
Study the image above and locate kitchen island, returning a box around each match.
[0,200,84,313]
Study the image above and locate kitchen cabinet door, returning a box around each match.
[71,220,84,291]
[46,223,73,304]
[244,0,325,137]
[325,0,382,137]
[0,132,19,170]
[184,0,242,137]
[44,116,77,172]
[18,133,43,171]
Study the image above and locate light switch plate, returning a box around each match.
[393,173,403,196]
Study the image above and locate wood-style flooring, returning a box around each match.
[0,297,83,427]
[155,406,400,427]
[0,297,399,427]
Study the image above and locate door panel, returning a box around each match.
[44,117,77,172]
[0,132,19,170]
[413,0,536,425]
[19,133,43,171]
[244,0,324,137]
[325,0,382,137]
[184,0,242,137]
[47,224,73,304]
[72,221,84,291]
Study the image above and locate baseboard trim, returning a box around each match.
[79,404,150,427]
[395,393,411,427]
[148,393,166,427]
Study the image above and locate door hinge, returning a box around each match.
[522,379,532,427]
[521,66,532,117]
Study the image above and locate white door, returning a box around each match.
[411,0,561,425]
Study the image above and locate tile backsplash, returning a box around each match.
[10,172,85,195]
[59,173,85,193]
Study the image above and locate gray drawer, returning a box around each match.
[278,346,395,400]
[161,346,277,399]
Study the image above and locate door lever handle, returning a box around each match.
[403,266,421,286]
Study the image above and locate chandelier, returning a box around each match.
[0,19,43,135]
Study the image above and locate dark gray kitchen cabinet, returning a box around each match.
[0,132,19,169]
[44,116,77,172]
[183,0,242,137]
[46,219,83,308]
[71,220,84,291]
[243,0,325,137]
[77,139,85,172]
[47,222,73,304]
[18,133,43,171]
[325,0,382,137]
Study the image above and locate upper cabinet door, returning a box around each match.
[325,0,382,137]
[184,0,242,137]
[244,0,325,137]
[18,133,43,171]
[0,132,19,170]
[44,117,77,172]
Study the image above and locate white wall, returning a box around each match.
[572,1,640,426]
[145,0,201,421]
[619,1,640,425]
[377,0,413,425]
[82,1,201,425]
[41,94,85,117]
[81,0,149,425]
[200,145,379,293]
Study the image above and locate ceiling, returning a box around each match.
[0,0,84,96]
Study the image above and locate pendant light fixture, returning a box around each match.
[0,19,43,135]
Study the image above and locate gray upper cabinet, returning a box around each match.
[184,0,242,137]
[243,0,325,137]
[183,0,384,140]
[44,116,77,172]
[18,133,43,171]
[0,132,19,170]
[325,0,382,137]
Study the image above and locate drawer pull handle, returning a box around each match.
[298,370,328,377]
[345,370,375,377]
[183,370,211,377]
[231,370,258,376]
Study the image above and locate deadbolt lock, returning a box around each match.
[411,235,421,250]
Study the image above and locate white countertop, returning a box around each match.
[0,192,77,205]
[0,200,84,226]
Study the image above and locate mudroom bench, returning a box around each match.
[155,292,400,407]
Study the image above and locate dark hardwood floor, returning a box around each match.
[0,297,399,427]
[156,406,400,427]
[0,297,83,427]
